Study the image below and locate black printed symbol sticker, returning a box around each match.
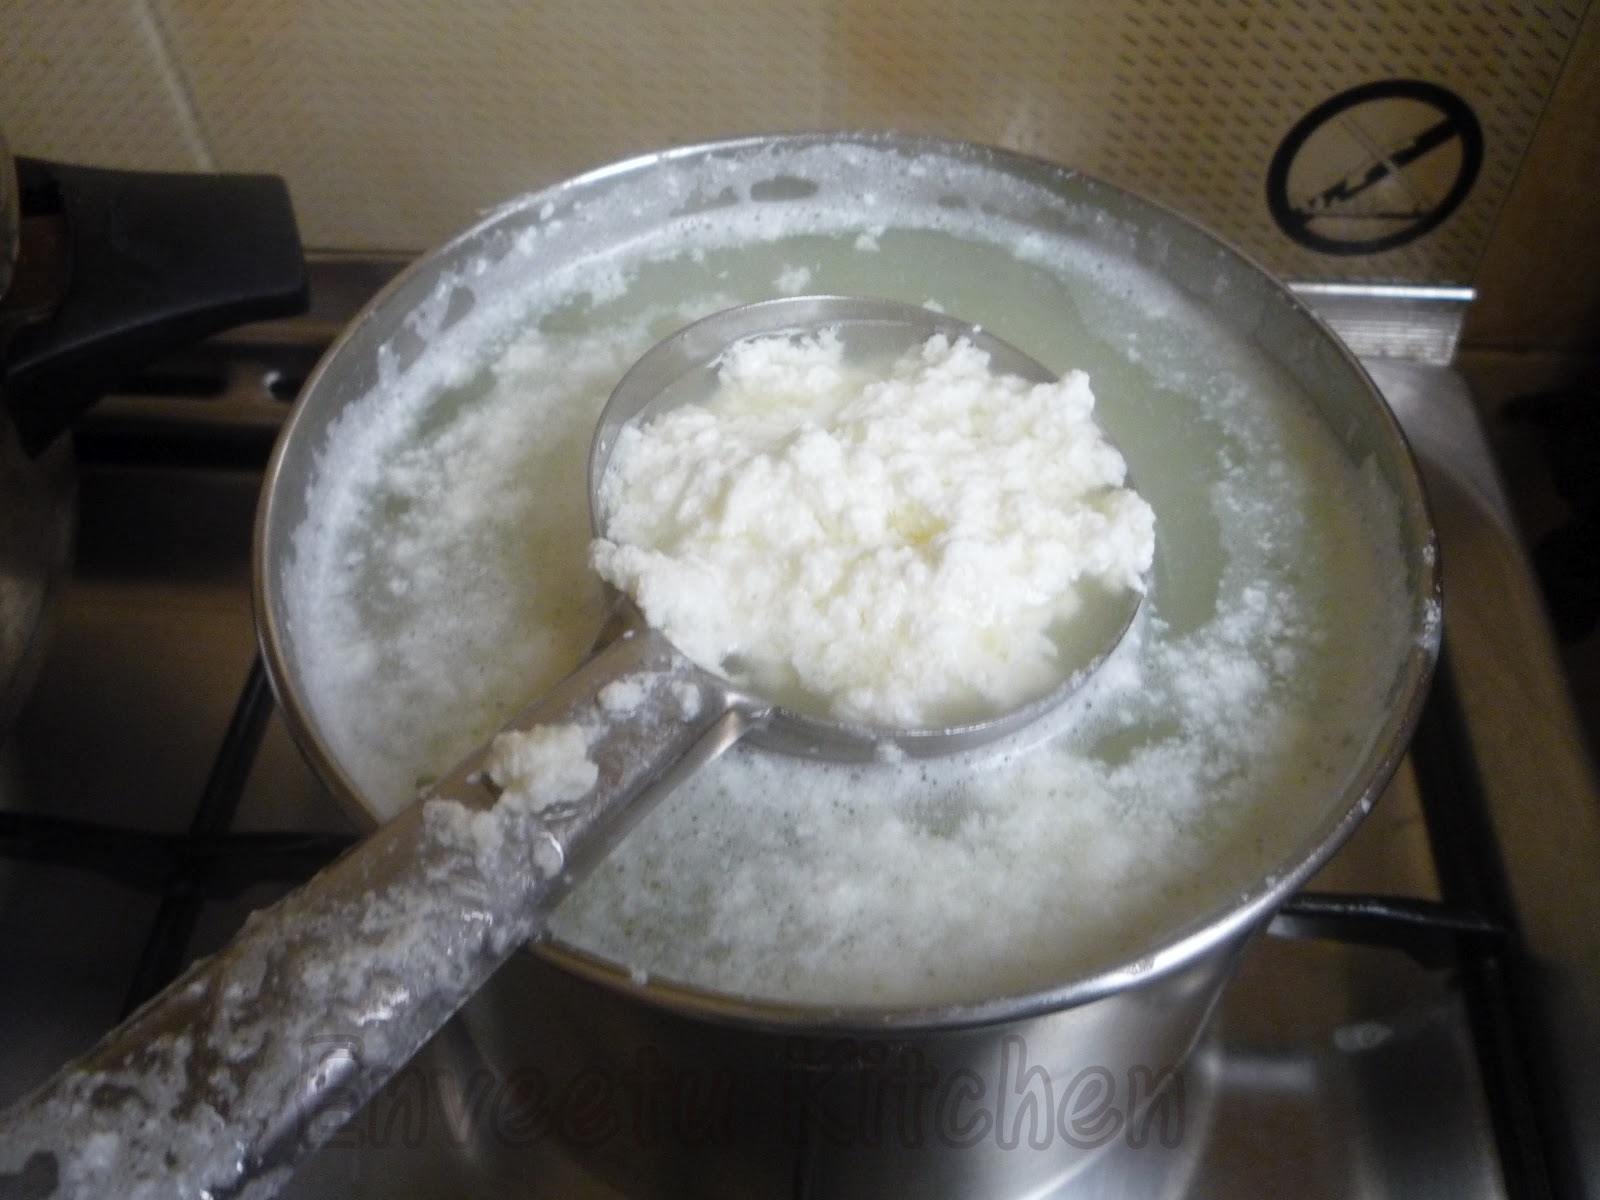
[1267,79,1483,256]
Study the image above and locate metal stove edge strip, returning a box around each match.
[1368,357,1600,1199]
[1292,283,1475,367]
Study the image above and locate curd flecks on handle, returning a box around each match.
[589,330,1155,728]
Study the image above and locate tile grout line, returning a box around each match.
[132,0,217,171]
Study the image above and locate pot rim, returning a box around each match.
[254,130,1442,1036]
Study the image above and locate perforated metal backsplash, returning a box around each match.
[0,0,1590,284]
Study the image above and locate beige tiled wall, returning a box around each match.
[3,0,1596,351]
[1,0,209,168]
[1464,0,1600,353]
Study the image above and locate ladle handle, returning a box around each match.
[0,627,763,1200]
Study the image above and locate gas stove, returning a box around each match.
[1,258,1596,1198]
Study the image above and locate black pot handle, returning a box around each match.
[2,157,308,456]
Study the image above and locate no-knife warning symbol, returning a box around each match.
[1267,79,1484,256]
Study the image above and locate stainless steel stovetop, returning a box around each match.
[2,260,1597,1198]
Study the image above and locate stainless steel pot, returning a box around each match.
[255,134,1441,1197]
[0,132,306,731]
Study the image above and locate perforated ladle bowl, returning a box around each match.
[0,295,1143,1200]
[590,294,1144,759]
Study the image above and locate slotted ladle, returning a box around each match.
[0,295,1142,1200]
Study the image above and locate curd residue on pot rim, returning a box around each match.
[279,139,1424,1010]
